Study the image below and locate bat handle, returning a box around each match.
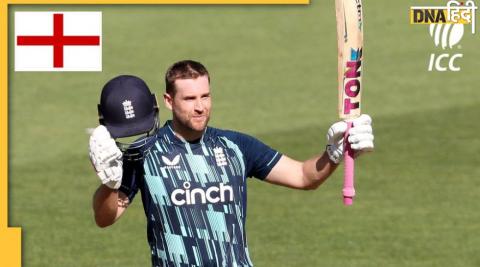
[343,121,355,205]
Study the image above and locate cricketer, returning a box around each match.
[89,60,374,266]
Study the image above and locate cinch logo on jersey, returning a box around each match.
[170,182,234,206]
[410,0,478,72]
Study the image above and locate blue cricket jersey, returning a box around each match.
[120,121,282,267]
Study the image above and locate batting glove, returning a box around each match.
[89,125,123,190]
[326,114,374,164]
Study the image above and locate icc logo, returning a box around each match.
[410,0,477,72]
[427,24,464,72]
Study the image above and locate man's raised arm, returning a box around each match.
[89,125,128,227]
[265,115,374,190]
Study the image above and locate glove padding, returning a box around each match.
[89,125,123,189]
[326,114,374,164]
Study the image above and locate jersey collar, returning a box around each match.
[164,120,209,145]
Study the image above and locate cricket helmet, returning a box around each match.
[98,75,159,161]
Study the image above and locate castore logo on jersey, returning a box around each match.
[161,155,181,170]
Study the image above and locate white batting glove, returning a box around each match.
[89,125,123,189]
[326,114,374,164]
[348,114,374,153]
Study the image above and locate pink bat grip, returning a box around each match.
[343,121,355,205]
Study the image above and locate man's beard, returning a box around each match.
[173,112,210,134]
[188,115,210,132]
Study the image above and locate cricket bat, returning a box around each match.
[335,0,363,205]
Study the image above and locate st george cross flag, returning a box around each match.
[15,12,102,72]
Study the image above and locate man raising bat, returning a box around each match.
[89,59,374,266]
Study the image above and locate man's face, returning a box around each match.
[164,75,211,133]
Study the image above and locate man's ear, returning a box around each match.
[163,93,173,111]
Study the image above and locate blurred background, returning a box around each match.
[8,1,480,266]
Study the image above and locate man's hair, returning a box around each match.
[165,60,210,95]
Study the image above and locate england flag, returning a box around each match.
[15,12,102,72]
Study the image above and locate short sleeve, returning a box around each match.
[118,158,143,202]
[229,132,282,180]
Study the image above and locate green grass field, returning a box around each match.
[8,1,480,266]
